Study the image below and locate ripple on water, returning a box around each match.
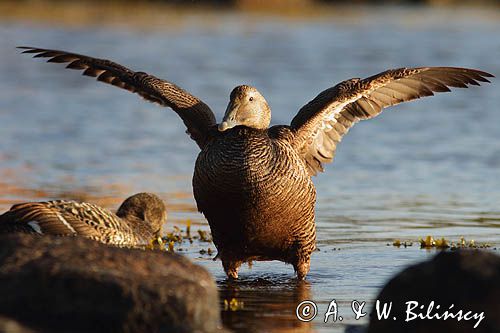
[0,6,499,333]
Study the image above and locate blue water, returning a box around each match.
[0,6,499,332]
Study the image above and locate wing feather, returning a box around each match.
[0,201,118,240]
[18,46,216,148]
[291,67,493,175]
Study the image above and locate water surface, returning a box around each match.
[0,7,499,332]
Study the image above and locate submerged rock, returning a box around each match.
[368,250,500,333]
[0,233,222,333]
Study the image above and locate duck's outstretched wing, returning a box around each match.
[290,67,493,176]
[18,46,216,149]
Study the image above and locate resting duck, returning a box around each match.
[19,46,493,279]
[0,192,166,247]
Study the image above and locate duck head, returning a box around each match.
[218,85,271,132]
[116,193,167,237]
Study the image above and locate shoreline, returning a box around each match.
[1,1,499,29]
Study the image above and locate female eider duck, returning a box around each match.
[18,46,493,279]
[0,192,166,247]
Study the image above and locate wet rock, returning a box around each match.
[0,233,222,333]
[368,250,500,333]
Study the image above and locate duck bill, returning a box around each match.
[218,101,240,132]
[218,119,241,132]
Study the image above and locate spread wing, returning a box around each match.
[18,46,216,149]
[290,67,493,176]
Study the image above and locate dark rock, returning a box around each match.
[368,250,500,333]
[0,233,222,333]
[0,315,36,333]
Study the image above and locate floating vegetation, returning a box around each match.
[392,239,413,248]
[163,222,213,244]
[197,229,212,242]
[223,298,244,311]
[199,248,213,255]
[392,236,491,250]
[420,236,491,249]
[451,236,491,249]
[185,219,191,238]
[167,240,175,252]
[164,228,183,243]
[156,220,214,253]
[419,236,449,249]
[145,236,166,251]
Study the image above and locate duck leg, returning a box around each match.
[294,257,311,280]
[222,259,243,279]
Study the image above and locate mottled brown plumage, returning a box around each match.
[193,126,316,279]
[19,46,493,279]
[0,192,166,247]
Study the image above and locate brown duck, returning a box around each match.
[0,192,166,247]
[19,46,493,279]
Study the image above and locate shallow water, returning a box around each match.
[0,6,499,333]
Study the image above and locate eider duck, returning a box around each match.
[19,46,493,279]
[0,192,166,247]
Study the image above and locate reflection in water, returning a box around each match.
[219,277,313,333]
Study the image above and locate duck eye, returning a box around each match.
[249,97,254,102]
